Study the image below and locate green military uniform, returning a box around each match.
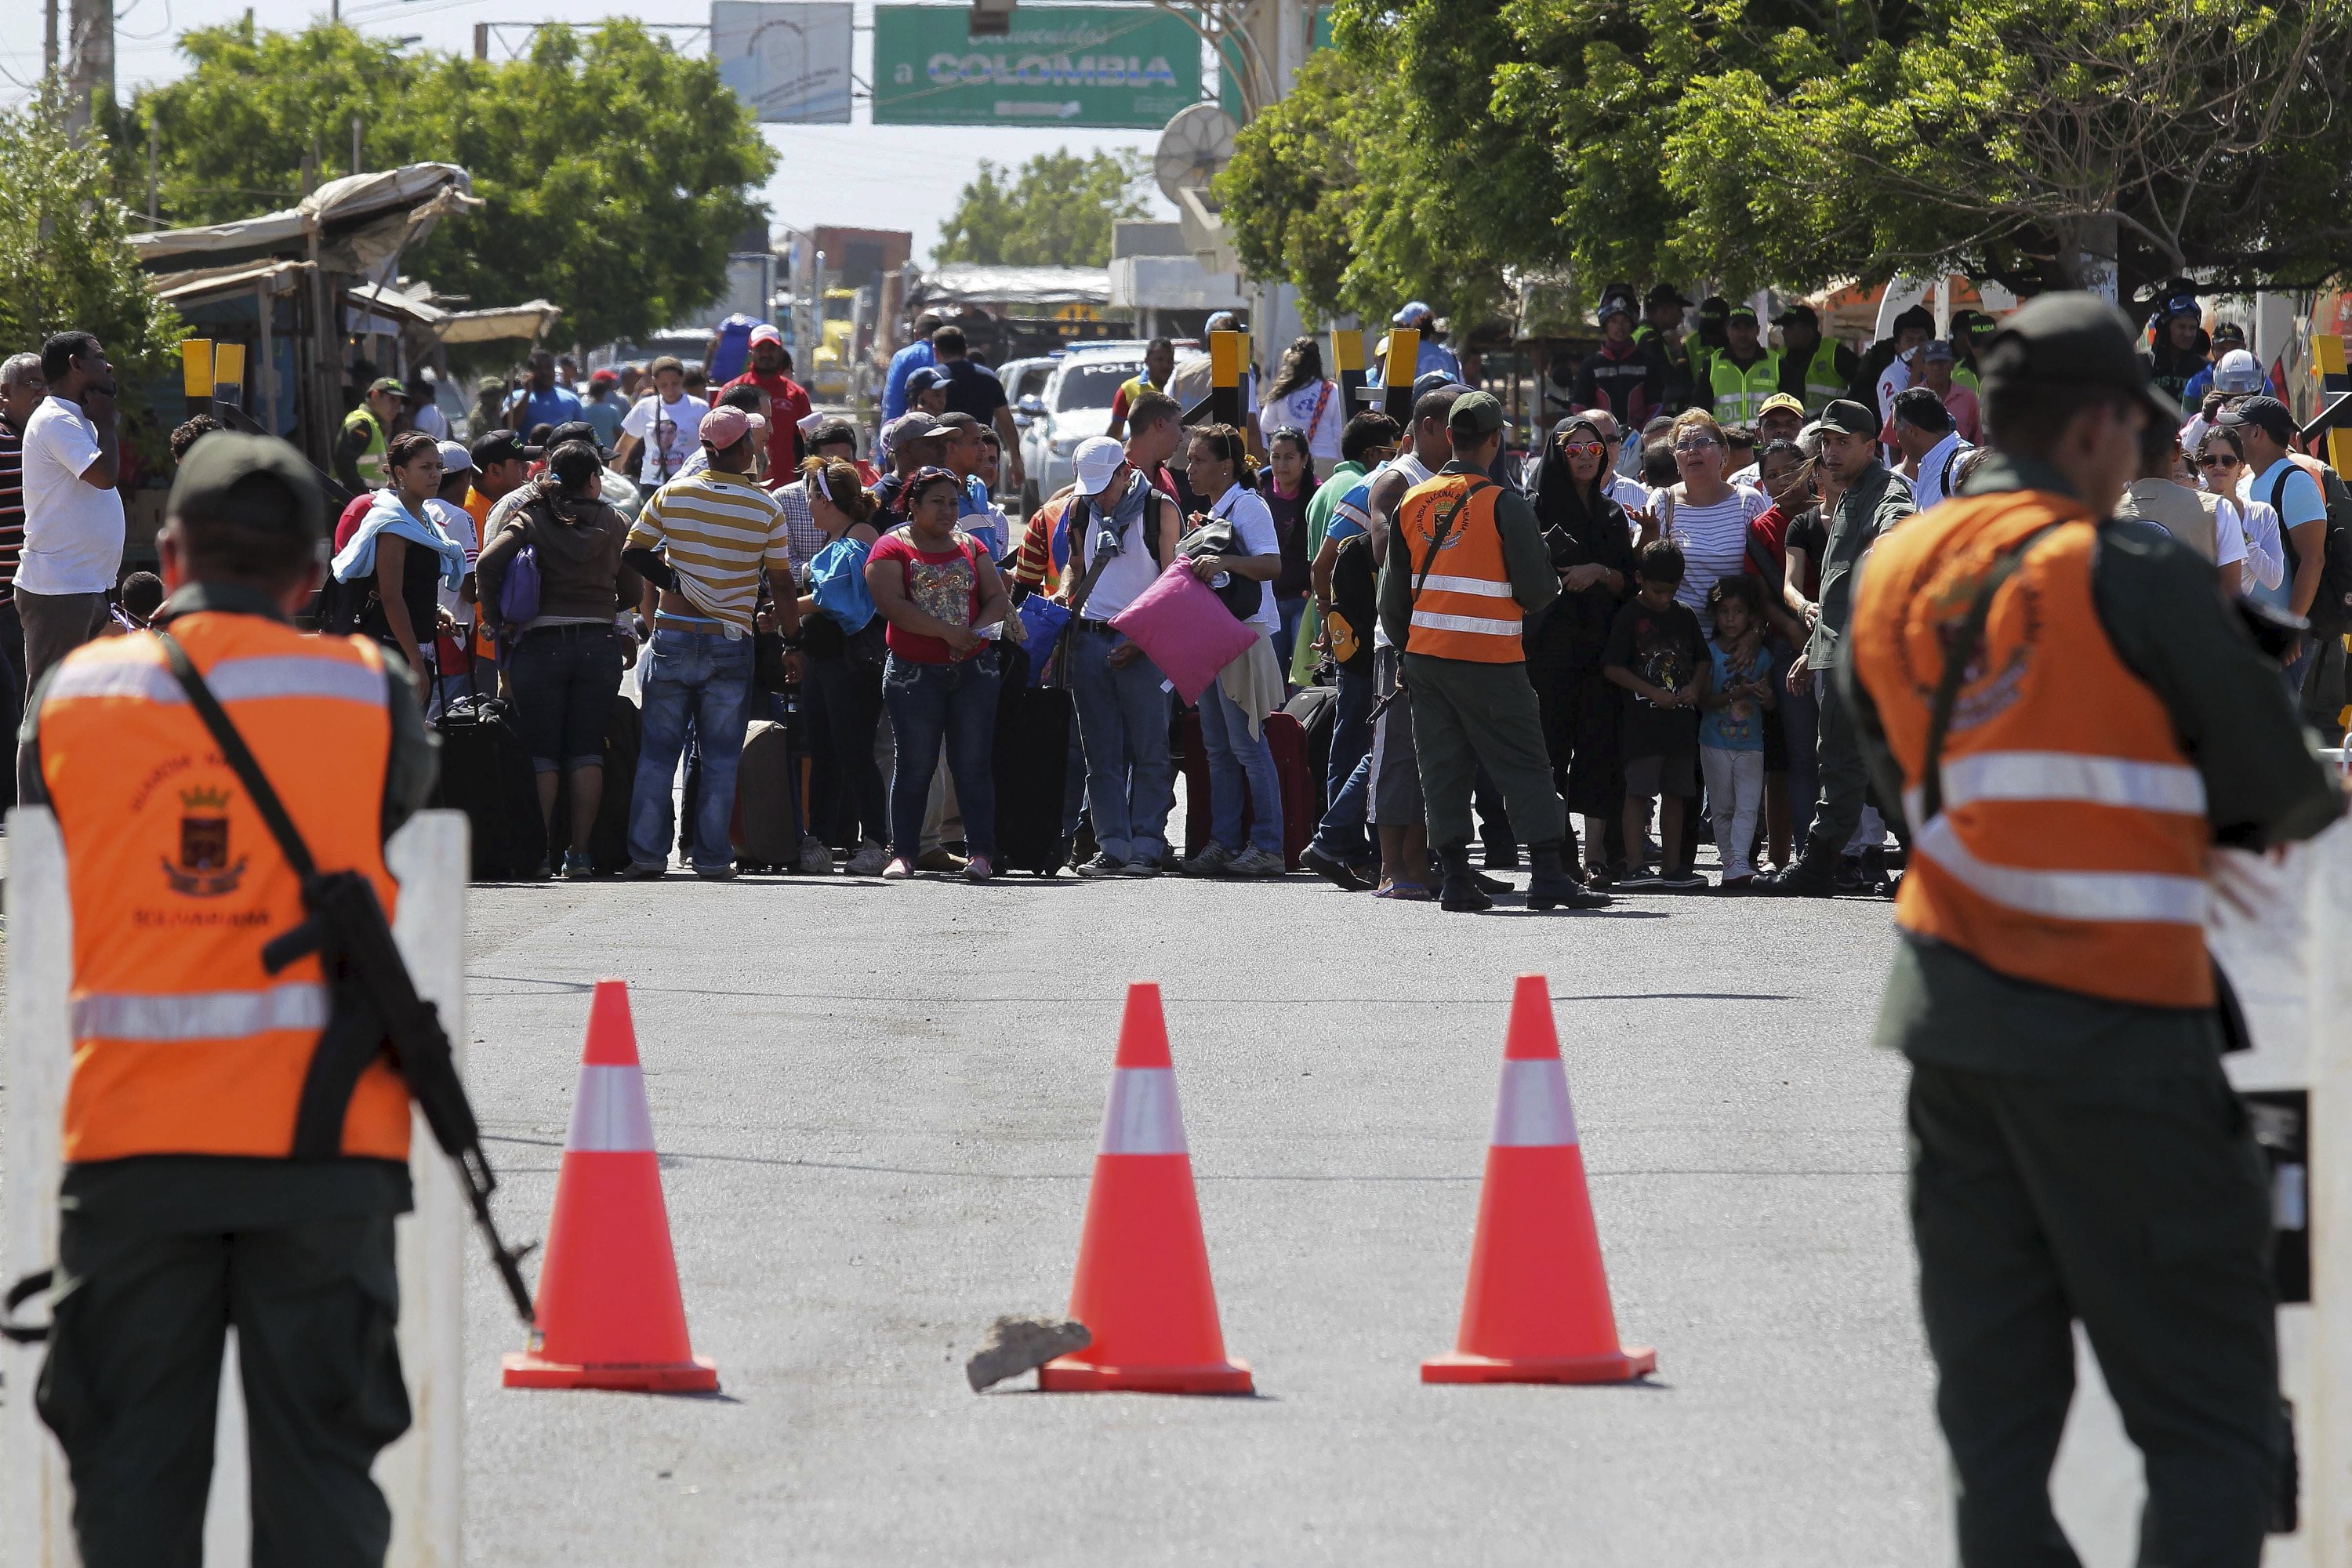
[1843,296,2343,1566]
[1377,393,1602,913]
[20,442,442,1568]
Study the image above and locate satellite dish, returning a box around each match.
[1154,103,1239,205]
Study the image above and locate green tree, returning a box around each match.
[114,20,777,348]
[933,150,1153,267]
[1,89,184,391]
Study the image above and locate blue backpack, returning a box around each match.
[707,314,762,384]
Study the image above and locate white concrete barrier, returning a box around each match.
[1,808,467,1568]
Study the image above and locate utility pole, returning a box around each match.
[64,0,114,137]
[146,113,158,223]
[474,22,489,60]
[351,114,362,178]
[44,0,60,79]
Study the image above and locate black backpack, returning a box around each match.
[2268,461,2352,633]
[1326,531,1377,675]
[1173,516,1265,622]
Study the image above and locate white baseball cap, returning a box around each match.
[2213,348,2264,396]
[1073,436,1127,498]
[435,438,474,474]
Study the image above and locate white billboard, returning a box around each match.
[712,2,854,125]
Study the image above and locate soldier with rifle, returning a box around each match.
[5,432,533,1568]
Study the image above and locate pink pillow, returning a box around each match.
[1109,559,1259,705]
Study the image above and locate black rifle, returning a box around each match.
[157,633,538,1324]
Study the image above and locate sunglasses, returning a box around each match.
[1673,436,1721,452]
[2198,454,2242,469]
[1560,441,1607,457]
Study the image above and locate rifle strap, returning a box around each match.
[154,631,321,880]
[0,1269,53,1343]
[1918,522,2067,822]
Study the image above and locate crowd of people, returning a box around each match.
[2,275,2339,898]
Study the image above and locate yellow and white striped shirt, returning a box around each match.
[625,470,789,632]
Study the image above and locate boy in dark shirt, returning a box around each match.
[1605,539,1708,887]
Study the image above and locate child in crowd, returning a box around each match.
[1697,573,1777,891]
[1604,539,1708,889]
[103,572,166,635]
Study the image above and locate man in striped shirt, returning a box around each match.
[0,352,43,809]
[619,405,797,879]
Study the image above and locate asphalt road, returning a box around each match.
[454,858,1947,1565]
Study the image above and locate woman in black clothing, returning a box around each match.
[792,456,889,874]
[1263,425,1318,672]
[1523,416,1638,882]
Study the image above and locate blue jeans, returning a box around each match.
[1275,595,1307,673]
[1067,626,1175,862]
[883,650,1000,859]
[1195,673,1283,855]
[1308,663,1374,861]
[629,628,754,872]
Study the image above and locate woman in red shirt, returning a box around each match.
[865,467,1011,880]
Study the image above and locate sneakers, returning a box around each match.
[797,837,834,876]
[1076,851,1127,878]
[881,857,914,879]
[693,863,739,881]
[845,839,888,877]
[1226,844,1285,878]
[620,861,666,880]
[1183,843,1234,877]
[1300,843,1369,890]
[1121,855,1163,877]
[915,846,967,874]
[561,851,594,880]
[964,854,996,882]
[1657,867,1708,891]
[1719,874,1755,894]
[1617,865,1666,889]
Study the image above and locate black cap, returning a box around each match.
[1773,303,1819,328]
[1727,303,1759,325]
[1698,296,1730,320]
[543,419,608,459]
[1645,282,1692,309]
[2212,320,2247,343]
[1818,399,1879,437]
[471,429,541,467]
[1979,292,2185,424]
[2218,394,2296,444]
[167,432,323,542]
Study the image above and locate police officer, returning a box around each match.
[21,433,438,1566]
[1843,294,2342,1566]
[336,375,405,494]
[1377,390,1610,913]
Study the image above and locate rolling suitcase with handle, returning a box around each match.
[1181,707,1312,871]
[428,649,546,880]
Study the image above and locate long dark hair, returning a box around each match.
[1267,336,1325,401]
[1268,426,1319,496]
[1189,423,1258,491]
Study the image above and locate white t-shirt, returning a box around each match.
[1210,483,1283,637]
[1664,482,1770,632]
[1909,433,1973,511]
[18,396,125,597]
[1076,475,1166,623]
[424,496,479,619]
[621,394,709,486]
[412,402,451,441]
[2209,496,2249,571]
[2225,489,2290,605]
[1256,380,1343,464]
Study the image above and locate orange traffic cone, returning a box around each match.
[503,978,719,1392]
[1038,982,1252,1394]
[1422,974,1655,1385]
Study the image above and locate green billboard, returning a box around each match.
[873,5,1203,129]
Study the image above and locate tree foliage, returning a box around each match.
[933,150,1153,267]
[1218,0,2352,314]
[113,20,778,347]
[0,90,184,389]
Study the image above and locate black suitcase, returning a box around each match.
[431,695,547,880]
[992,641,1073,875]
[1282,684,1338,818]
[548,692,642,873]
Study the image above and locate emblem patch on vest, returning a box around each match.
[163,785,248,897]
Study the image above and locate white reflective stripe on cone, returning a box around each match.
[1913,815,2209,925]
[1901,750,2206,824]
[1099,1067,1187,1156]
[1410,610,1522,637]
[72,981,330,1041]
[1490,1058,1580,1148]
[1417,574,1516,599]
[568,1063,657,1152]
[43,655,386,709]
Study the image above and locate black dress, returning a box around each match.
[1522,446,1637,818]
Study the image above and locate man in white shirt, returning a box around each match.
[613,354,709,488]
[1889,387,1973,510]
[2223,396,2333,672]
[18,332,124,701]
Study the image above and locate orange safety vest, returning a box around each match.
[38,611,413,1163]
[1397,475,1522,662]
[1849,490,2213,1008]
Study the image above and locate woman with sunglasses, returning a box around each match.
[1523,416,1637,882]
[1263,426,1319,672]
[865,465,1011,880]
[2197,427,2285,608]
[1658,409,1770,634]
